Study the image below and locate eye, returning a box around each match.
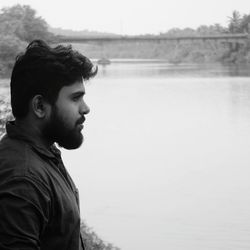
[71,92,84,102]
[72,95,82,102]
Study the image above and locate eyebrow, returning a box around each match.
[70,91,85,97]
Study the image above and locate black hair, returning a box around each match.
[10,40,97,119]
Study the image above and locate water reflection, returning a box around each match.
[96,60,250,78]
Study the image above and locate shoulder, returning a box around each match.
[0,134,30,171]
[0,135,51,192]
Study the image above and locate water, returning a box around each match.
[60,61,250,250]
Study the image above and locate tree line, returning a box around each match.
[82,10,250,64]
[0,5,250,77]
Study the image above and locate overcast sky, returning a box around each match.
[0,0,249,35]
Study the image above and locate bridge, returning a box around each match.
[54,33,250,63]
[57,33,250,44]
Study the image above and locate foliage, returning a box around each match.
[81,221,120,250]
[0,95,12,136]
[0,35,26,77]
[240,14,250,33]
[0,4,55,77]
[196,24,227,35]
[228,10,242,33]
[227,10,250,34]
[0,4,54,42]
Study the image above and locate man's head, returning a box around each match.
[10,40,97,149]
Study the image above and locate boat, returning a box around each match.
[97,58,111,65]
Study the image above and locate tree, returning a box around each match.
[240,14,250,33]
[228,10,242,33]
[211,23,228,34]
[0,4,56,76]
[197,24,227,35]
[0,4,54,42]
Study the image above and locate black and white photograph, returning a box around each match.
[0,0,250,249]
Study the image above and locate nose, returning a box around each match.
[80,100,90,115]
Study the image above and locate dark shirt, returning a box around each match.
[0,121,84,250]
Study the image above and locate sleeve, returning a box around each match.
[0,176,51,250]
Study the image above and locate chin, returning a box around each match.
[58,134,84,150]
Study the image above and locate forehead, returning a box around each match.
[59,80,85,97]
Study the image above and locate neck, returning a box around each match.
[15,118,53,149]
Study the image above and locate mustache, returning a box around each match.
[76,116,85,125]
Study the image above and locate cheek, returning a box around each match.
[58,103,78,125]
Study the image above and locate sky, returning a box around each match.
[0,0,250,35]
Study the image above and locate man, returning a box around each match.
[0,40,97,249]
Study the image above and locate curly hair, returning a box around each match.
[10,40,97,119]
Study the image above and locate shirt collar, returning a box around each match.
[6,120,61,159]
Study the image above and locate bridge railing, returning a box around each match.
[56,33,250,43]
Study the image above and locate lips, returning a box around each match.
[78,124,84,130]
[76,117,85,130]
[78,116,85,124]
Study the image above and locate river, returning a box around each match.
[32,61,250,249]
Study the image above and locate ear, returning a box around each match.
[31,95,50,118]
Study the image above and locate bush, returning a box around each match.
[0,98,13,136]
[81,221,120,250]
[0,35,26,77]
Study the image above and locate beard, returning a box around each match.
[43,106,83,150]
